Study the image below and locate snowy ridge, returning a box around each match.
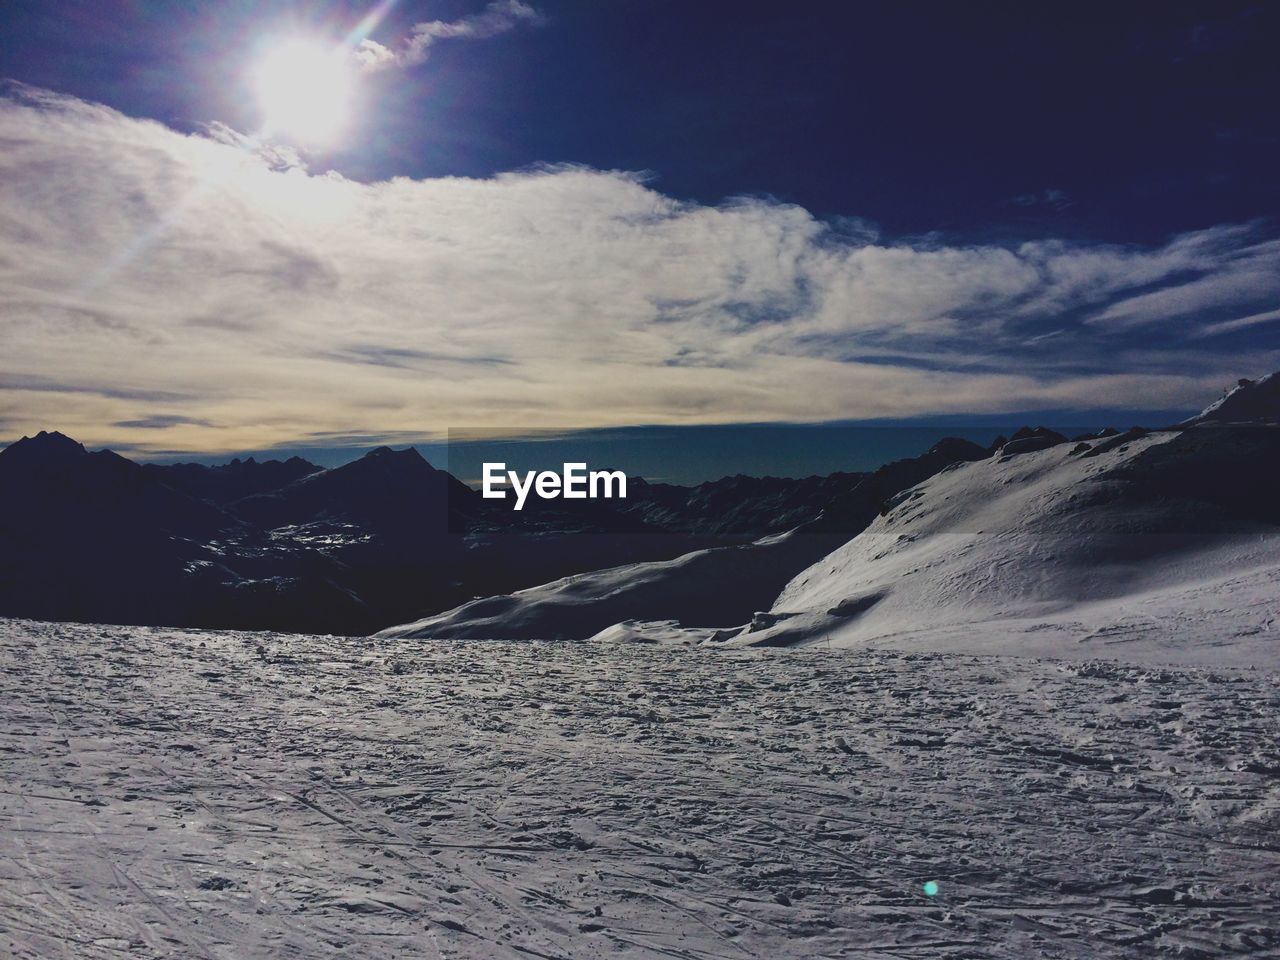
[378,437,991,642]
[376,527,848,641]
[1180,371,1280,426]
[738,428,1280,662]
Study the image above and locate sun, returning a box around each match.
[253,39,355,148]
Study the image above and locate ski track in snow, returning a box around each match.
[2,617,1279,959]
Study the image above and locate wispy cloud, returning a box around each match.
[354,0,543,72]
[1,87,1277,454]
[1191,306,1280,338]
[112,414,218,429]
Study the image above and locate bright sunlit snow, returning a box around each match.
[2,618,1277,959]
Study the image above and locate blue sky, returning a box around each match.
[5,1,1277,241]
[0,1,1277,475]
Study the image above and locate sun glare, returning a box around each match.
[254,39,354,148]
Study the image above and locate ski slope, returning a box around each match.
[3,617,1278,958]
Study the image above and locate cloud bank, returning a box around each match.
[1,86,1277,454]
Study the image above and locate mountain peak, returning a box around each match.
[0,430,88,464]
[361,445,430,466]
[1183,371,1280,426]
[927,437,988,461]
[998,426,1068,457]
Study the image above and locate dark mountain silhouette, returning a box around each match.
[0,431,237,625]
[1181,372,1280,426]
[0,431,233,537]
[145,455,320,504]
[0,434,714,633]
[232,446,479,533]
[998,426,1069,457]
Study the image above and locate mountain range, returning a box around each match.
[5,372,1276,642]
[0,425,988,633]
[382,373,1280,663]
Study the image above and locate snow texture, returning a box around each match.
[3,617,1279,958]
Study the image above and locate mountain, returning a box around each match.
[729,387,1280,662]
[0,435,484,632]
[20,368,1277,644]
[0,431,379,633]
[0,430,233,537]
[0,431,239,624]
[614,437,994,537]
[378,436,990,641]
[997,425,1069,455]
[232,445,479,534]
[0,431,889,633]
[814,436,990,531]
[376,527,852,642]
[618,471,866,535]
[1180,372,1280,426]
[380,372,1280,661]
[145,455,320,504]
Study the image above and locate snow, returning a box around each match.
[4,616,1279,958]
[587,619,735,645]
[736,430,1280,663]
[376,528,846,642]
[381,424,1280,663]
[7,387,1280,957]
[1180,372,1280,426]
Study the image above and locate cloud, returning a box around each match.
[0,372,193,403]
[354,1,543,72]
[1085,239,1280,329]
[1191,306,1280,338]
[203,122,306,172]
[1,87,1277,454]
[112,414,217,429]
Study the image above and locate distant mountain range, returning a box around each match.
[8,374,1274,638]
[0,425,994,633]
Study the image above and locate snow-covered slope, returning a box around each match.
[739,426,1280,663]
[380,375,1280,660]
[378,438,990,642]
[5,617,1279,959]
[376,527,849,640]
